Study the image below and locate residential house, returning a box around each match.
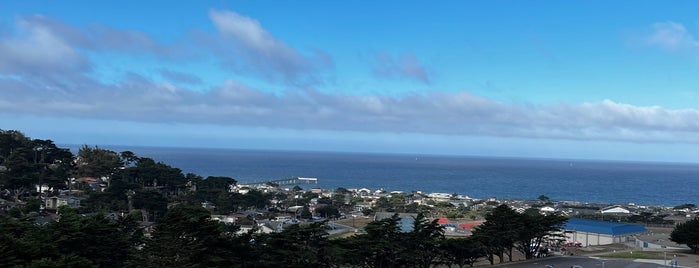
[45,195,81,210]
[374,212,417,232]
[211,214,238,224]
[539,206,556,214]
[600,205,632,215]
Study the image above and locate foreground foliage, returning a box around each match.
[0,207,137,268]
[1,205,567,268]
[670,217,699,254]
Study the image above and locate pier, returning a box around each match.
[239,177,318,187]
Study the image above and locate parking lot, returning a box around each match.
[491,256,671,268]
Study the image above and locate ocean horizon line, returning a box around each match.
[59,143,699,167]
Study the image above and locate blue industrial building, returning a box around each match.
[563,218,648,246]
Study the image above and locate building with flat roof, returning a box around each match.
[563,218,647,246]
[374,212,417,232]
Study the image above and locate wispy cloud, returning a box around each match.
[0,11,332,86]
[9,15,186,60]
[372,52,430,84]
[207,9,333,85]
[648,21,699,52]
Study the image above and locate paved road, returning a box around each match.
[492,256,670,268]
[326,221,355,235]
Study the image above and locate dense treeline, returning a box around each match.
[0,130,273,216]
[0,130,73,202]
[1,205,565,268]
[1,130,570,267]
[0,207,137,267]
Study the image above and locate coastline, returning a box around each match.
[60,144,699,207]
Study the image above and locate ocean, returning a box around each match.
[76,145,699,207]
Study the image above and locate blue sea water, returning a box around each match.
[82,146,699,207]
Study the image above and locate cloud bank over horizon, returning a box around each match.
[2,8,699,150]
[3,66,699,144]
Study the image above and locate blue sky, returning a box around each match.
[3,1,699,162]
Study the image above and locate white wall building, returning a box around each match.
[563,218,647,246]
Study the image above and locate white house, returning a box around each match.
[539,206,556,214]
[211,214,238,224]
[35,184,53,194]
[356,188,371,195]
[45,195,81,210]
[236,224,275,235]
[427,193,453,202]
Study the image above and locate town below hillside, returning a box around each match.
[2,129,698,267]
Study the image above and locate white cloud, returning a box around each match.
[0,14,193,79]
[648,22,699,52]
[0,16,88,75]
[208,9,277,52]
[208,9,332,85]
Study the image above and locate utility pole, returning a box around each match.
[352,214,357,231]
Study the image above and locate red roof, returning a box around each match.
[458,221,484,231]
[77,177,99,183]
[436,218,448,225]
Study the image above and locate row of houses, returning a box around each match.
[372,211,650,248]
[350,191,660,248]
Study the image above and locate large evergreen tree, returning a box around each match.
[0,130,74,200]
[0,207,137,268]
[131,204,247,268]
[257,221,331,267]
[438,237,485,268]
[514,210,567,259]
[471,204,519,263]
[405,213,445,268]
[361,213,405,267]
[76,145,121,178]
[472,205,567,262]
[47,207,134,268]
[670,217,699,253]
